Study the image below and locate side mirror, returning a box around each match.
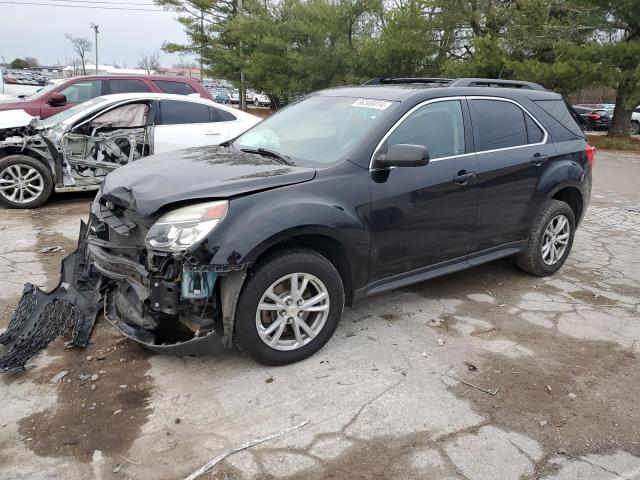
[47,92,67,107]
[372,143,430,169]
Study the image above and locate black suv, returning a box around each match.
[1,78,594,370]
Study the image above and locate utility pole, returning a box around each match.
[238,0,246,112]
[90,23,99,73]
[199,9,204,80]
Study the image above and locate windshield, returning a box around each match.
[40,96,106,128]
[233,95,398,166]
[21,82,60,100]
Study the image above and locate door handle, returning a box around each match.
[530,153,548,166]
[453,170,477,184]
[205,131,221,136]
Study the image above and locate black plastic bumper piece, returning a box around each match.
[0,221,102,371]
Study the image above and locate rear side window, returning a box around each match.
[108,79,150,94]
[471,100,528,151]
[387,100,465,159]
[210,107,236,122]
[61,80,102,103]
[159,100,210,124]
[154,80,197,96]
[525,116,544,143]
[534,99,583,137]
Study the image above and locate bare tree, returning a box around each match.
[24,56,39,68]
[65,33,92,75]
[138,52,161,74]
[70,58,82,76]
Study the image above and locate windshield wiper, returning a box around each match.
[240,147,294,166]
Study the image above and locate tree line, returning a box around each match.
[159,0,638,136]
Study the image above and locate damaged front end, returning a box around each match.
[0,195,245,371]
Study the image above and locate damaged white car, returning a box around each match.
[0,93,260,208]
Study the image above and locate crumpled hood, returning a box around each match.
[0,109,36,129]
[101,145,316,217]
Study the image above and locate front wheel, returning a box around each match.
[0,155,53,209]
[234,250,344,365]
[516,199,576,276]
[630,121,640,136]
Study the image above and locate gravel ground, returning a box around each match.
[1,150,639,480]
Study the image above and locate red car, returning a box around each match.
[0,75,212,119]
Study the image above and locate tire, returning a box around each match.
[0,155,53,209]
[629,121,640,136]
[516,199,576,277]
[234,249,345,365]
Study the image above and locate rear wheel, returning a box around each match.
[234,250,344,365]
[516,199,576,276]
[0,155,53,209]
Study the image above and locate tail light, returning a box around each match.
[586,144,596,168]
[589,113,601,119]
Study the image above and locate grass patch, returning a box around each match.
[587,134,640,152]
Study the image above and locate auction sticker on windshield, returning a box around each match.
[351,98,393,110]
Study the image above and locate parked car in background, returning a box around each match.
[0,75,213,119]
[214,92,231,104]
[0,93,259,208]
[230,91,252,104]
[2,77,593,369]
[0,71,41,99]
[252,92,270,106]
[630,107,640,135]
[572,106,612,131]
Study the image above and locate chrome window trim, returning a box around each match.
[369,95,550,170]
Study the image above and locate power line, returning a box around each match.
[46,0,157,5]
[0,1,170,11]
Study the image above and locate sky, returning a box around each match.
[0,1,196,68]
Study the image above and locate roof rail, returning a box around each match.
[364,77,454,86]
[449,78,547,91]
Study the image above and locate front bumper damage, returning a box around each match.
[0,222,102,371]
[0,207,246,371]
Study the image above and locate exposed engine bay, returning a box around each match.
[0,102,151,191]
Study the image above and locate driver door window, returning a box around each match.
[61,80,103,103]
[387,100,465,159]
[89,103,150,132]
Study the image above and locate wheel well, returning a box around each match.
[250,234,354,305]
[0,147,50,165]
[552,187,584,224]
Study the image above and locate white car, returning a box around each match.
[0,93,260,208]
[631,106,640,135]
[252,93,270,107]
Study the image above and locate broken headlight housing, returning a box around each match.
[145,200,228,252]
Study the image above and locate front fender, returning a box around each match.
[188,174,371,290]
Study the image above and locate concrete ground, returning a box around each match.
[1,151,639,480]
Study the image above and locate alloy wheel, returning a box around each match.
[255,272,330,351]
[0,164,44,204]
[541,214,570,265]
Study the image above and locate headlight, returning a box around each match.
[145,200,228,252]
